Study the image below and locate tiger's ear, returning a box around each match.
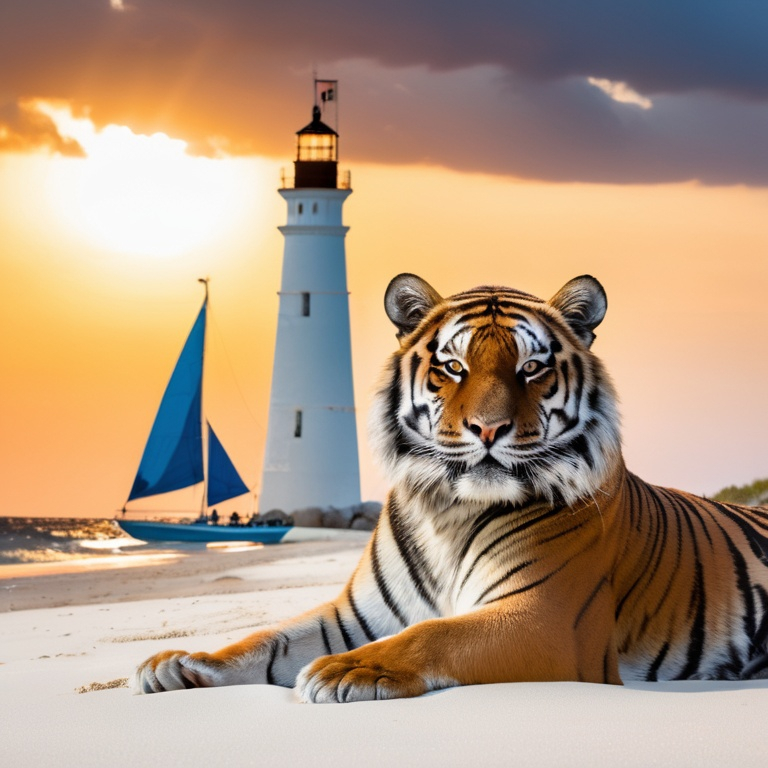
[384,273,443,340]
[548,275,607,348]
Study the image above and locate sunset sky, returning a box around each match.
[1,2,767,518]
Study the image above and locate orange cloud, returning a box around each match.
[0,100,85,157]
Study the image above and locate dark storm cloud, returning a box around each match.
[331,61,768,185]
[1,0,767,184]
[193,0,768,99]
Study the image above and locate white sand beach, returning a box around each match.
[2,536,768,767]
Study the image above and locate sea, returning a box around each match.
[0,517,199,567]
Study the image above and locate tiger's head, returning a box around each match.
[370,274,622,509]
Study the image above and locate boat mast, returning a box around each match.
[198,277,209,516]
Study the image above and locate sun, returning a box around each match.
[37,100,243,257]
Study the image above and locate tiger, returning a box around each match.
[135,273,768,701]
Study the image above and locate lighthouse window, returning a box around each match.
[302,292,310,316]
[298,203,304,215]
[294,410,303,438]
[312,202,318,214]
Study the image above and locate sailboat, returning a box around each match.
[116,280,294,544]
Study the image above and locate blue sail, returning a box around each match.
[207,422,250,506]
[128,303,206,502]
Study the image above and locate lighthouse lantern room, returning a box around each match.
[294,106,338,188]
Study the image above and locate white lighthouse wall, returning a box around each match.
[260,188,361,514]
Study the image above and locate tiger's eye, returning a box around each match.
[522,360,544,376]
[445,360,464,375]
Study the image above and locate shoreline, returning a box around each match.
[0,538,367,612]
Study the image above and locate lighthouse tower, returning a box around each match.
[259,84,361,514]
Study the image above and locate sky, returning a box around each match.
[1,1,767,518]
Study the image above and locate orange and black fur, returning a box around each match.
[135,274,768,701]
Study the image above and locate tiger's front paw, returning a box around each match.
[296,650,430,703]
[134,650,226,694]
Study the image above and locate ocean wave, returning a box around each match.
[0,517,127,565]
[78,537,146,550]
[0,547,103,565]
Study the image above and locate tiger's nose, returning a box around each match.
[463,418,512,447]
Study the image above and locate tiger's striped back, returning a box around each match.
[613,476,768,680]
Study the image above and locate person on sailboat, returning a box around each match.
[229,511,241,526]
[210,509,219,525]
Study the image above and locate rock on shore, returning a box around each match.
[258,501,383,531]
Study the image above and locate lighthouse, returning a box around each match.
[259,82,361,514]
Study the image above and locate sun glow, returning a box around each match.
[37,100,243,257]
